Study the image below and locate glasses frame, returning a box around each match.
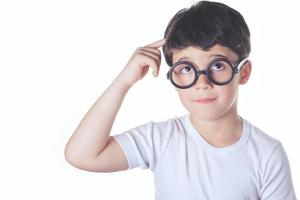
[166,57,249,89]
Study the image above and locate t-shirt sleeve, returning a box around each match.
[260,143,297,200]
[112,120,171,172]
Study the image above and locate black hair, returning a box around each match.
[163,1,251,66]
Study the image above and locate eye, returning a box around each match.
[180,65,192,74]
[210,62,225,71]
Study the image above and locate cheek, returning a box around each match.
[177,90,196,112]
[177,90,190,104]
[216,85,238,104]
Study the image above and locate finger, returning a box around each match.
[139,47,161,67]
[140,52,160,72]
[140,53,160,76]
[144,38,166,48]
[141,47,161,57]
[140,51,161,73]
[138,49,160,64]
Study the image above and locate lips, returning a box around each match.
[193,97,217,103]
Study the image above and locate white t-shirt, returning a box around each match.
[113,113,297,200]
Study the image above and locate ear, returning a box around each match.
[239,60,252,85]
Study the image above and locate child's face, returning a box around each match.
[171,44,246,121]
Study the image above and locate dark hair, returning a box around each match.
[163,1,251,66]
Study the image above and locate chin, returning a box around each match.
[190,110,222,121]
[188,102,233,121]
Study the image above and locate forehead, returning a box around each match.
[171,44,239,65]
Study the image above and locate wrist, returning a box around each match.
[113,75,132,91]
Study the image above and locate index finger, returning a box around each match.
[145,38,166,48]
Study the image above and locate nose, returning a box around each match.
[194,73,212,89]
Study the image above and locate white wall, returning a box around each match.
[0,0,299,199]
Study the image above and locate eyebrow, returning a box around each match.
[176,54,230,63]
[211,54,230,60]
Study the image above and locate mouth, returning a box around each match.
[193,97,217,104]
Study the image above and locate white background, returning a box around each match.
[0,0,299,199]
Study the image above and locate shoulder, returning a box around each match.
[152,114,187,133]
[115,114,187,143]
[112,114,188,171]
[126,114,185,132]
[246,118,281,151]
[141,114,187,144]
[244,118,288,169]
[248,122,289,164]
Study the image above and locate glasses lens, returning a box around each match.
[170,63,196,87]
[170,59,234,88]
[208,60,233,84]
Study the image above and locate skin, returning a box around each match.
[65,39,251,172]
[171,45,252,148]
[64,39,165,172]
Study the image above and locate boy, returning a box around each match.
[64,1,297,199]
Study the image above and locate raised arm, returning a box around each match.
[64,39,165,172]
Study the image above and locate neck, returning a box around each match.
[189,102,243,147]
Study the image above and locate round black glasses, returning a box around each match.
[166,57,248,89]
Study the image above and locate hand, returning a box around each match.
[116,38,166,87]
